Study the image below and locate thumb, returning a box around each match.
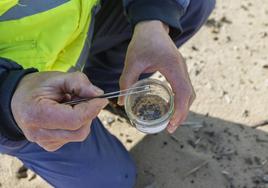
[118,64,143,106]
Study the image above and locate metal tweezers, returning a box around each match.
[62,85,151,105]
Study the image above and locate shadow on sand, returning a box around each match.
[130,112,268,188]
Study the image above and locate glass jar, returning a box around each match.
[124,78,174,134]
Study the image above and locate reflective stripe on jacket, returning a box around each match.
[0,0,99,72]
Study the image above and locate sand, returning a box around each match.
[1,0,268,187]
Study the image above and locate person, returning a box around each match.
[0,0,215,187]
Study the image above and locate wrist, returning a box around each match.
[134,20,170,34]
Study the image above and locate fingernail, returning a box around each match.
[169,121,176,127]
[170,127,177,133]
[168,122,178,132]
[167,126,175,134]
[92,85,104,95]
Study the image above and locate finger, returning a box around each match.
[167,108,188,134]
[35,122,92,143]
[33,98,108,130]
[167,93,190,134]
[63,72,104,98]
[167,86,195,134]
[160,67,192,131]
[170,82,191,125]
[118,63,144,105]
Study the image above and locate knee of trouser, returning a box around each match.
[175,0,216,47]
[188,0,216,27]
[204,0,216,17]
[199,0,215,20]
[173,0,215,45]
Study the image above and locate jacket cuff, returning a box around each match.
[126,0,185,36]
[0,58,38,141]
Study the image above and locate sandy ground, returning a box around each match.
[1,0,268,187]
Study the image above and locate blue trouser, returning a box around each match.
[0,0,215,187]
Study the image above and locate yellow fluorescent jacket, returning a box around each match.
[0,0,99,72]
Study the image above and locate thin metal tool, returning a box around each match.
[63,85,150,105]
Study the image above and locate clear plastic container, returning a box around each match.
[124,78,174,134]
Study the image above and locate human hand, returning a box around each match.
[118,21,195,134]
[11,71,108,151]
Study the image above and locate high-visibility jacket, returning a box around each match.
[0,0,191,73]
[0,0,99,72]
